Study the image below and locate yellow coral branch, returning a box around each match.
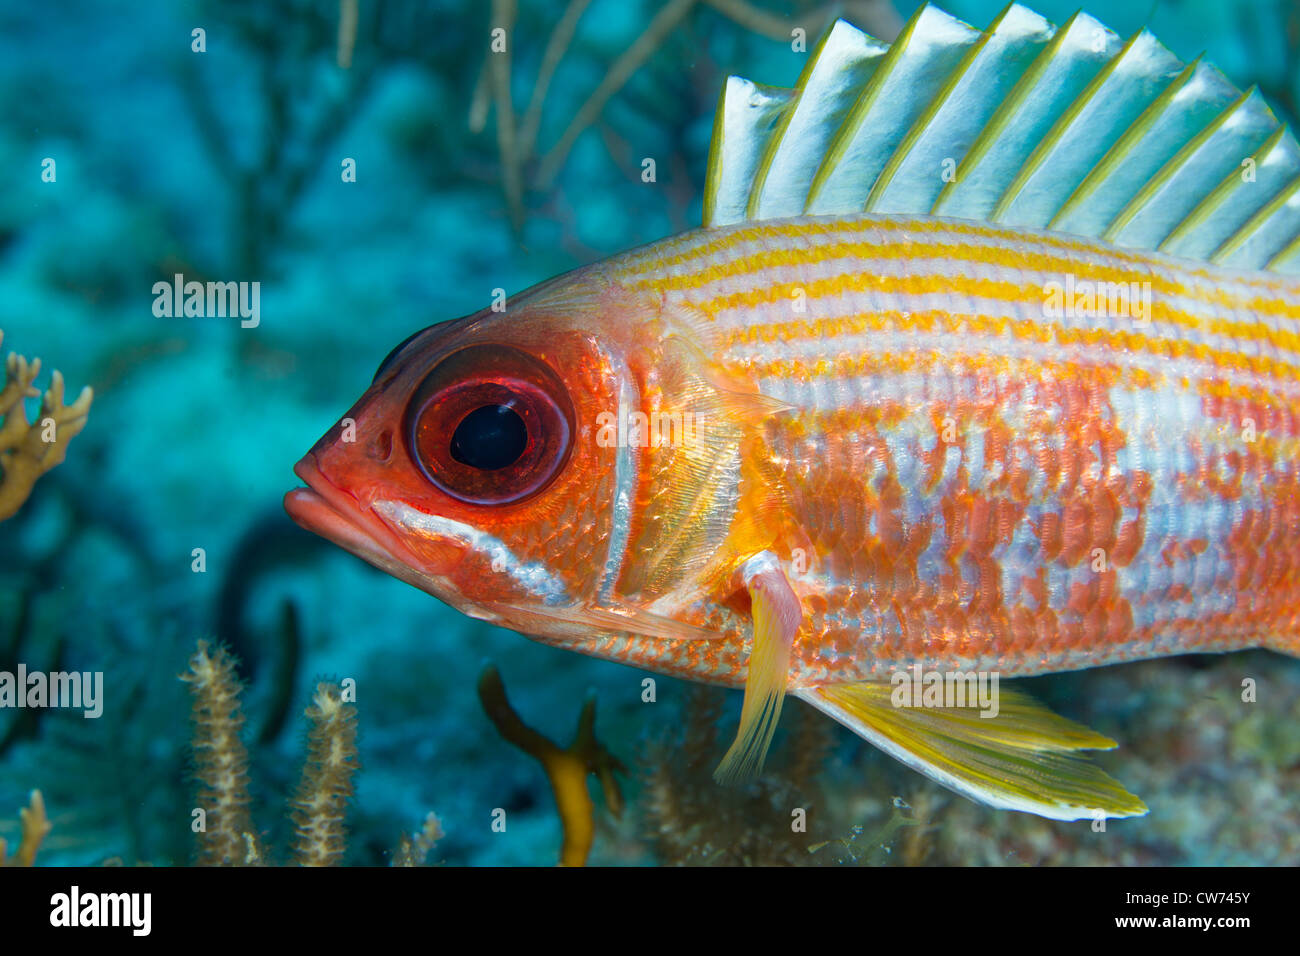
[181,641,260,865]
[0,329,93,521]
[477,663,624,866]
[0,790,52,867]
[290,681,359,866]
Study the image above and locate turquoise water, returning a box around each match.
[1,0,1297,866]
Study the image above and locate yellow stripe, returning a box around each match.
[716,301,1300,362]
[612,215,1300,296]
[690,267,1300,365]
[727,307,1300,385]
[629,236,1300,325]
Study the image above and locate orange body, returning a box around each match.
[286,212,1300,694]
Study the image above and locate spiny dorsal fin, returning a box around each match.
[702,2,1300,275]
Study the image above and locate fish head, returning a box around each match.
[284,270,646,632]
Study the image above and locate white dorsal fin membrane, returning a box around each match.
[700,1,1300,274]
[805,6,981,215]
[1107,88,1280,250]
[1048,60,1239,237]
[868,4,1054,215]
[934,12,1121,222]
[745,20,890,222]
[1216,174,1300,270]
[704,78,796,228]
[1161,127,1300,260]
[993,29,1184,228]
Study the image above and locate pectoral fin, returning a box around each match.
[800,681,1147,820]
[714,553,802,785]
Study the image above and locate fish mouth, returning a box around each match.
[284,454,439,592]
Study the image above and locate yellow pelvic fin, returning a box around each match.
[801,680,1147,821]
[714,553,802,785]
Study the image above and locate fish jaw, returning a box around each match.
[285,452,462,595]
[286,448,559,626]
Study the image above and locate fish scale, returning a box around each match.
[605,213,1300,664]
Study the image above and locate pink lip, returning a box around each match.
[284,454,433,588]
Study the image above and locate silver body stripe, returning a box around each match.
[374,500,570,605]
[598,357,638,603]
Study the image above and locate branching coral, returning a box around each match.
[0,329,93,522]
[182,639,431,866]
[0,790,51,867]
[477,663,624,866]
[472,0,903,226]
[290,681,359,866]
[181,641,260,865]
[640,685,838,865]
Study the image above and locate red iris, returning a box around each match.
[404,345,574,506]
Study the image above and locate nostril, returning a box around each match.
[367,428,393,463]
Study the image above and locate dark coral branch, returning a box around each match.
[477,663,624,866]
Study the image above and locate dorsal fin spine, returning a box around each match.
[1104,84,1258,243]
[990,26,1149,221]
[804,4,931,212]
[745,23,842,220]
[1159,121,1288,254]
[1048,57,1202,232]
[1212,162,1300,265]
[930,9,1082,215]
[864,8,1004,212]
[702,80,730,228]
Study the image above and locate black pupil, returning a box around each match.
[450,404,528,470]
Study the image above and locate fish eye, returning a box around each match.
[450,404,528,470]
[405,345,573,505]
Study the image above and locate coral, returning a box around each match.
[180,0,380,274]
[289,681,360,866]
[0,329,93,522]
[639,685,841,865]
[471,0,904,228]
[392,811,444,867]
[0,790,51,866]
[182,638,433,866]
[181,641,260,865]
[477,662,625,866]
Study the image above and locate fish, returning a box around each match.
[285,2,1300,821]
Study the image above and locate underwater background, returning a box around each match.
[1,0,1298,866]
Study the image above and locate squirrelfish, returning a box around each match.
[285,3,1300,820]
